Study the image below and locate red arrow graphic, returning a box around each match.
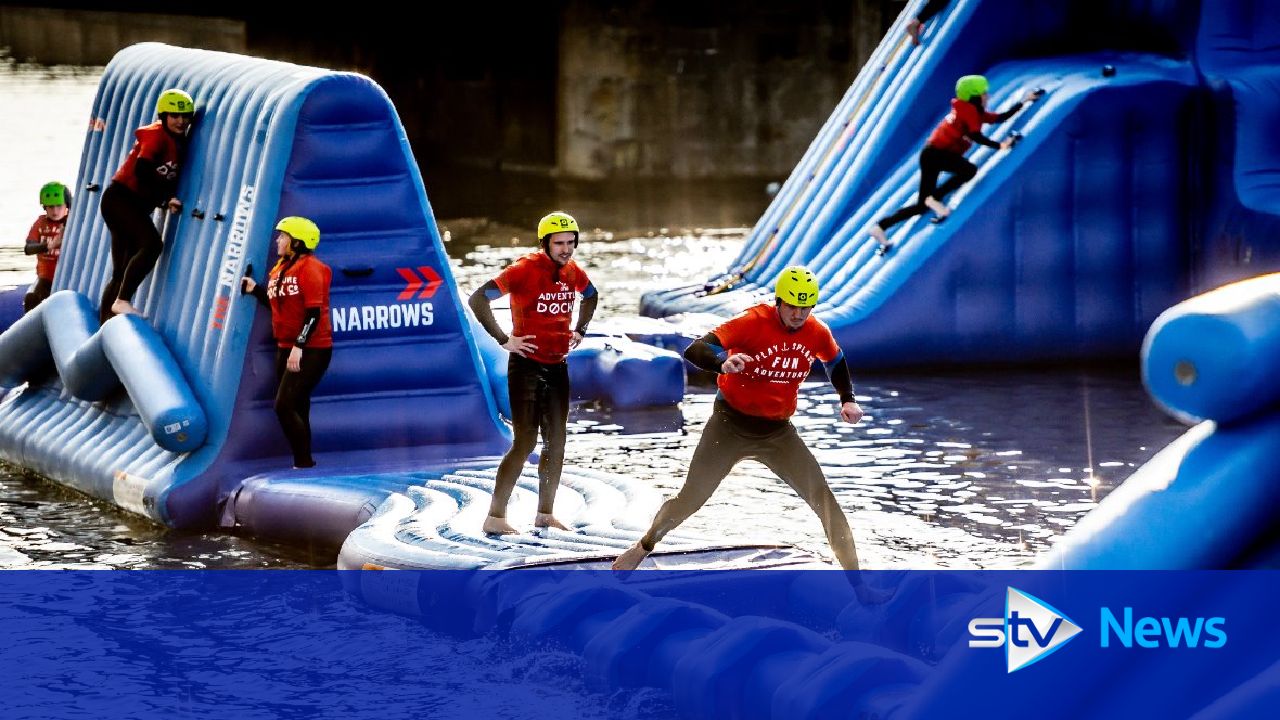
[396,267,422,300]
[397,266,443,301]
[416,266,442,298]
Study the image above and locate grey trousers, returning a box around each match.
[641,397,860,570]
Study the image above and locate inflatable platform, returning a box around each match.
[641,0,1280,370]
[0,44,704,562]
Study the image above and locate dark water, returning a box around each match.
[0,61,1189,570]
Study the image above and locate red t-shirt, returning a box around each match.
[112,122,182,205]
[26,215,64,281]
[494,251,591,364]
[927,98,1001,154]
[713,303,842,420]
[266,254,333,349]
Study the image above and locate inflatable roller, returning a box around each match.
[1143,273,1280,424]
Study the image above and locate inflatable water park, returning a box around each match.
[0,0,1278,575]
[3,1,1280,717]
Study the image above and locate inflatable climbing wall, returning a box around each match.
[0,44,511,530]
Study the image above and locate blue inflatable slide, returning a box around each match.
[641,0,1280,369]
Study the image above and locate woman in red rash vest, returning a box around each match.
[241,217,333,469]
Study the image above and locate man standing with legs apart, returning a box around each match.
[614,267,871,577]
[469,211,599,534]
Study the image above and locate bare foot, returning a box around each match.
[612,540,651,571]
[533,513,569,530]
[482,515,519,535]
[868,225,891,254]
[110,299,139,317]
[924,196,950,220]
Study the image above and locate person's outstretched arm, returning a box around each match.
[468,280,509,345]
[684,332,727,373]
[986,88,1045,123]
[822,349,864,424]
[820,350,856,404]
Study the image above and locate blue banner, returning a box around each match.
[1,570,1276,719]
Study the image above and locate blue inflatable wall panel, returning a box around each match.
[0,44,511,527]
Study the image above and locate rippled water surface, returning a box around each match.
[0,60,1188,570]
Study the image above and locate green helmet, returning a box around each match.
[156,88,195,116]
[775,266,820,308]
[956,75,990,102]
[39,181,68,207]
[275,216,321,250]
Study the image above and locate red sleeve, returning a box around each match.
[135,126,166,162]
[982,110,1003,123]
[494,258,525,294]
[572,263,591,293]
[298,262,330,308]
[712,310,755,350]
[26,218,42,243]
[814,324,841,363]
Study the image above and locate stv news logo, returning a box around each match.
[968,587,1083,673]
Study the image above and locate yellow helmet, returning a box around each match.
[275,216,321,250]
[537,211,579,245]
[775,266,820,308]
[156,88,195,116]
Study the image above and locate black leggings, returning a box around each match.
[273,347,332,468]
[99,182,164,322]
[490,353,570,517]
[640,397,861,570]
[877,146,977,231]
[24,278,52,313]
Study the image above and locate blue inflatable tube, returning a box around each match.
[44,291,117,401]
[100,314,207,452]
[1038,414,1280,569]
[1142,273,1280,424]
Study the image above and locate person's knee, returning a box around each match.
[273,392,297,418]
[957,163,977,180]
[140,235,164,261]
[508,434,538,458]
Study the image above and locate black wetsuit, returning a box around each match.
[492,353,571,515]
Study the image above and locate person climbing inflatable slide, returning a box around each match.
[642,0,1280,369]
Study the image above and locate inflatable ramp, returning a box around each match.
[641,0,1280,369]
[0,44,512,538]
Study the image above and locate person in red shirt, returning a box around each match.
[468,211,599,535]
[98,88,194,322]
[613,267,869,573]
[241,217,333,469]
[22,181,70,313]
[869,75,1042,254]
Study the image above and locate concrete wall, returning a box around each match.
[559,0,887,179]
[0,7,244,65]
[1,1,903,225]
